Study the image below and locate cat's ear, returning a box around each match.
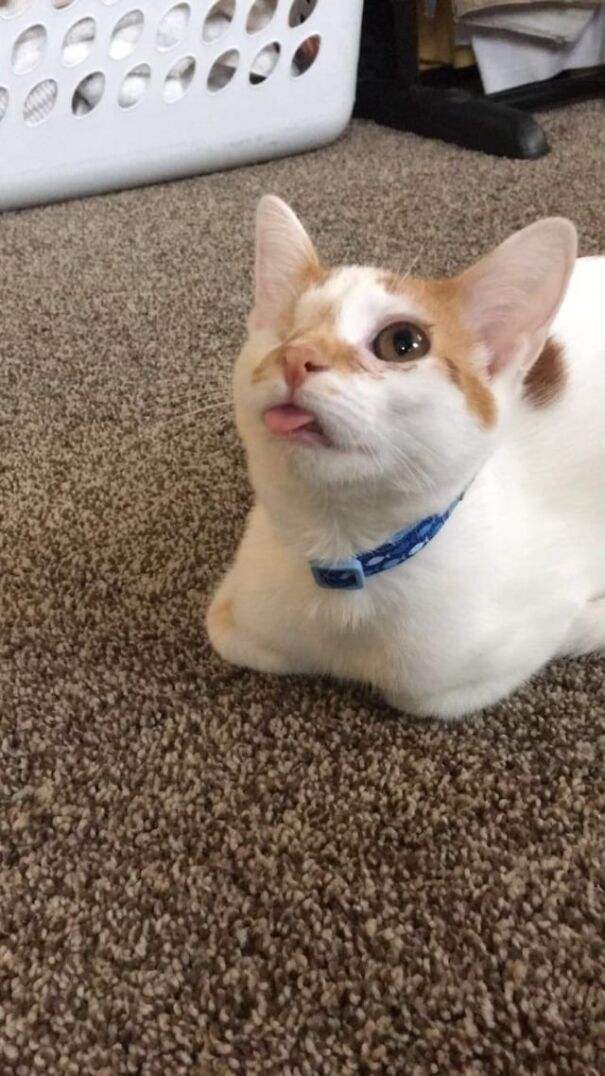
[248,195,322,332]
[457,218,577,375]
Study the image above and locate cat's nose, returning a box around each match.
[280,345,329,389]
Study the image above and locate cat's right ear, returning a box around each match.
[248,195,321,333]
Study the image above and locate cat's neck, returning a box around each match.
[255,469,479,564]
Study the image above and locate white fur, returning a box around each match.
[207,198,605,720]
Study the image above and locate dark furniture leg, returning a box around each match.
[354,0,561,159]
[355,79,549,159]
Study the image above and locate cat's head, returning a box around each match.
[234,196,576,502]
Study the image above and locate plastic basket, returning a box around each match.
[0,0,363,209]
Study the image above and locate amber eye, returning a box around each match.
[372,322,430,363]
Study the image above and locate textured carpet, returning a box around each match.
[2,103,605,1075]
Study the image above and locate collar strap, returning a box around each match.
[309,492,465,591]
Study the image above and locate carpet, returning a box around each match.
[2,103,605,1075]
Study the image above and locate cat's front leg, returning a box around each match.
[206,583,300,675]
[557,596,605,657]
[383,671,529,722]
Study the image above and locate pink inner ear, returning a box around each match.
[482,312,531,377]
[251,195,320,332]
[458,218,577,376]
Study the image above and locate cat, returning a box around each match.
[206,195,605,720]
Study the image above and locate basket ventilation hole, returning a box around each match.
[156,3,190,50]
[246,0,277,33]
[0,88,8,122]
[62,18,96,67]
[288,0,318,26]
[23,79,57,125]
[12,24,47,75]
[0,0,32,17]
[163,56,195,102]
[291,33,320,76]
[249,42,280,84]
[207,49,239,92]
[72,72,105,115]
[109,10,144,61]
[52,0,77,8]
[202,0,235,43]
[119,63,150,108]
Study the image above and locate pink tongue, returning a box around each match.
[263,404,316,434]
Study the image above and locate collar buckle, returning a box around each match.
[310,557,365,591]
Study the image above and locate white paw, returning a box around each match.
[382,688,466,722]
[206,594,297,675]
[558,596,605,657]
[383,676,518,721]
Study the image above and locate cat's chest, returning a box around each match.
[298,549,576,690]
[299,572,464,681]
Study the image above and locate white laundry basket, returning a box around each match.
[0,0,364,211]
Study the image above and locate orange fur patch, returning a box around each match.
[522,337,566,407]
[299,329,363,374]
[251,345,283,384]
[271,260,330,338]
[252,290,364,383]
[252,329,362,383]
[382,272,497,428]
[211,596,235,634]
[252,263,498,427]
[300,259,329,290]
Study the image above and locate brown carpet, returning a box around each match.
[2,103,605,1075]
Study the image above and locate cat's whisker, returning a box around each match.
[120,367,229,391]
[117,400,218,423]
[98,456,225,500]
[133,400,206,421]
[402,429,443,470]
[97,430,235,477]
[389,442,430,483]
[139,389,229,413]
[137,402,232,428]
[394,245,425,283]
[375,432,430,491]
[126,382,229,403]
[143,411,233,445]
[92,412,233,462]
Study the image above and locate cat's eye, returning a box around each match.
[372,322,430,363]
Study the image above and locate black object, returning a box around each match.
[354,0,605,159]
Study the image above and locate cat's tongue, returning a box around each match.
[263,404,317,435]
[263,404,330,447]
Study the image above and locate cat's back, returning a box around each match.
[515,255,605,433]
[551,255,605,378]
[507,255,605,533]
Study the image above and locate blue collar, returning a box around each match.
[309,491,466,591]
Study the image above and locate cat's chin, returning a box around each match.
[284,440,381,489]
[282,428,332,448]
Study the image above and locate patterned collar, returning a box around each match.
[309,491,466,591]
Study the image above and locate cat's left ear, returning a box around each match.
[248,195,322,333]
[457,218,577,376]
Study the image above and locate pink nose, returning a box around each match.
[280,345,328,389]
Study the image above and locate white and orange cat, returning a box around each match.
[207,195,605,719]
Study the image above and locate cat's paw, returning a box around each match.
[383,679,509,721]
[557,596,605,657]
[206,594,297,675]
